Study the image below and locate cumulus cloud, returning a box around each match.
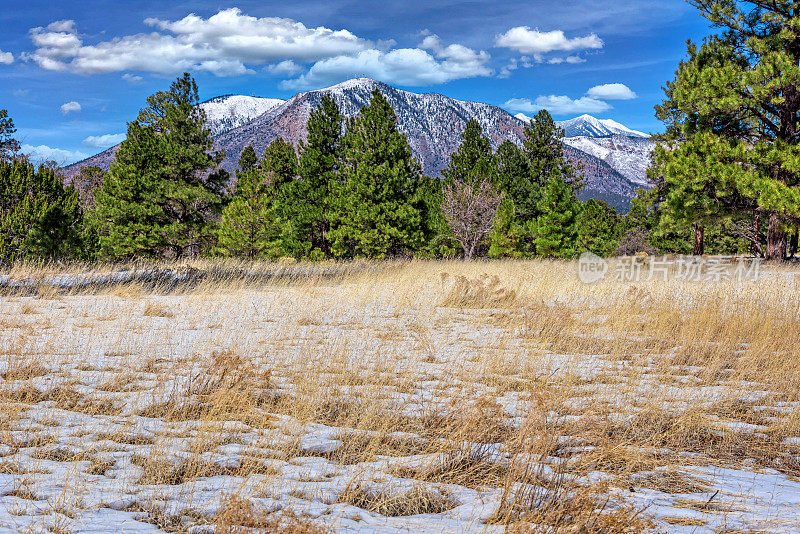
[26,8,370,77]
[82,133,125,148]
[495,27,603,61]
[281,35,491,90]
[60,101,81,115]
[267,60,302,76]
[121,73,144,84]
[25,10,491,89]
[504,95,611,116]
[0,50,13,64]
[586,83,637,100]
[22,143,88,165]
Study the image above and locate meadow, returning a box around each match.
[1,259,799,533]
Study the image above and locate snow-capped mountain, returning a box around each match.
[563,135,654,186]
[556,114,649,139]
[200,95,285,136]
[63,78,648,211]
[215,78,528,177]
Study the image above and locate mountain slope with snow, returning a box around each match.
[563,135,654,186]
[200,95,285,136]
[215,78,527,177]
[556,114,649,138]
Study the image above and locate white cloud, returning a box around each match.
[496,27,603,61]
[82,133,125,148]
[505,95,611,116]
[267,60,302,76]
[13,89,29,97]
[27,8,370,77]
[281,35,491,90]
[121,73,143,84]
[60,101,81,115]
[0,50,13,64]
[22,143,88,165]
[586,83,637,100]
[566,55,586,64]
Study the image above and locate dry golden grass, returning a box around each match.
[1,258,799,532]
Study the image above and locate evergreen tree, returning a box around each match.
[576,199,620,256]
[523,110,582,194]
[236,145,258,184]
[441,119,493,184]
[657,1,800,260]
[330,90,424,258]
[0,159,83,262]
[217,139,298,258]
[533,174,582,258]
[93,73,226,259]
[490,140,536,256]
[261,138,298,188]
[280,95,344,258]
[0,110,21,162]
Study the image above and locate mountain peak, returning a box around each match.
[557,114,648,138]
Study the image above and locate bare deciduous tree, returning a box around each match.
[441,177,503,259]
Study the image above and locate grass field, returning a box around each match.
[1,259,799,533]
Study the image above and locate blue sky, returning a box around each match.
[0,0,711,165]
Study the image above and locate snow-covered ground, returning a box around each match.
[0,261,798,533]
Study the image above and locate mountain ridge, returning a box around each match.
[63,78,648,211]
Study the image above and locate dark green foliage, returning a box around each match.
[93,73,227,260]
[492,140,535,218]
[523,110,582,195]
[329,90,424,258]
[441,119,493,184]
[0,110,21,162]
[0,159,83,262]
[236,145,258,183]
[217,139,298,258]
[279,95,344,258]
[655,1,800,259]
[487,111,583,258]
[261,138,298,188]
[534,174,582,258]
[576,199,620,256]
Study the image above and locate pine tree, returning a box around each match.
[217,139,298,258]
[534,174,582,258]
[0,110,21,162]
[261,138,298,188]
[93,73,226,259]
[576,199,620,256]
[523,110,582,195]
[657,1,800,260]
[236,145,258,184]
[330,90,424,258]
[280,95,344,258]
[490,140,536,256]
[441,119,493,184]
[0,159,83,262]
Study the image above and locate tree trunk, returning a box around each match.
[751,211,760,256]
[765,212,787,261]
[692,222,704,256]
[789,228,799,259]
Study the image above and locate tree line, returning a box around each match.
[4,0,800,266]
